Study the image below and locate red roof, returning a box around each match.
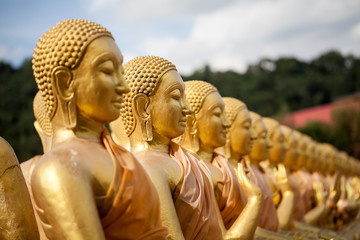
[290,104,332,127]
[282,92,360,127]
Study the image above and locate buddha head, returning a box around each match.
[249,111,271,164]
[221,97,257,159]
[262,117,288,165]
[281,125,298,171]
[322,143,337,175]
[302,135,317,172]
[33,91,52,153]
[293,130,308,170]
[338,151,350,175]
[312,142,323,173]
[181,80,231,153]
[33,19,129,130]
[116,56,192,151]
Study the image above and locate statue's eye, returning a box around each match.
[212,108,221,116]
[170,89,181,100]
[98,61,114,74]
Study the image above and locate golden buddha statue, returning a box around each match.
[180,80,263,239]
[21,91,52,181]
[29,19,168,239]
[281,125,298,172]
[261,117,295,231]
[20,91,53,239]
[111,55,222,240]
[0,137,40,240]
[244,112,297,240]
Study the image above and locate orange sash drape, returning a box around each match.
[169,142,223,240]
[212,153,247,229]
[101,129,168,239]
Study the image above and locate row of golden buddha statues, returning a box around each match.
[1,19,360,240]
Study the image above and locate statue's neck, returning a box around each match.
[51,113,103,145]
[229,146,243,164]
[228,157,240,167]
[197,142,215,163]
[248,156,261,167]
[129,127,171,154]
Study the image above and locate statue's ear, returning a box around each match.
[53,66,73,99]
[187,113,199,152]
[52,66,76,129]
[133,94,153,141]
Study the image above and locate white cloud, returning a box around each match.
[2,0,359,73]
[136,0,360,74]
[0,45,6,60]
[350,22,360,40]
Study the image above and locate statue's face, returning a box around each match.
[73,37,129,124]
[196,91,230,149]
[150,70,191,140]
[268,126,288,164]
[229,108,255,156]
[305,143,315,170]
[284,132,298,168]
[250,119,269,162]
[296,138,307,169]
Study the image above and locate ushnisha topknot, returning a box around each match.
[280,125,293,139]
[222,97,247,124]
[33,91,52,137]
[262,117,280,137]
[120,56,177,136]
[249,111,262,125]
[32,19,113,120]
[184,80,218,114]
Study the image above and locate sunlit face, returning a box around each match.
[196,91,231,150]
[150,70,192,141]
[268,126,288,164]
[283,132,298,169]
[229,108,256,156]
[250,119,269,162]
[72,37,129,124]
[305,143,315,170]
[296,137,308,169]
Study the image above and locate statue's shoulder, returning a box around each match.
[0,136,19,174]
[31,139,96,186]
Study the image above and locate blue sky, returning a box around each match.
[1,0,360,74]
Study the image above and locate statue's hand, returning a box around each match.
[273,164,293,193]
[234,163,262,199]
[327,172,341,208]
[313,181,325,205]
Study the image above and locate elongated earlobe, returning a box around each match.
[189,115,199,152]
[133,94,153,141]
[52,66,77,129]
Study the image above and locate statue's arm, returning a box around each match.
[142,164,184,240]
[31,159,106,240]
[224,163,263,240]
[274,164,294,230]
[304,181,326,225]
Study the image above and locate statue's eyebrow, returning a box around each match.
[208,102,223,111]
[91,52,119,67]
[165,82,183,93]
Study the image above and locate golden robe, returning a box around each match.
[169,142,223,240]
[212,153,247,230]
[245,161,280,232]
[100,130,168,239]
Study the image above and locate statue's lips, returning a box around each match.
[179,118,187,126]
[112,96,124,108]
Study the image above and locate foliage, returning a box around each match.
[0,59,41,162]
[182,50,360,117]
[297,109,360,158]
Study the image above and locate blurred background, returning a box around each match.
[1,0,360,162]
